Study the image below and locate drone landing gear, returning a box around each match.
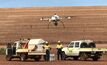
[60,21,65,28]
[47,22,51,29]
[54,22,58,26]
[47,21,65,29]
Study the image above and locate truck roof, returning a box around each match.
[71,40,93,43]
[28,39,45,45]
[14,39,45,45]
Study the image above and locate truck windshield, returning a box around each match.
[68,42,74,48]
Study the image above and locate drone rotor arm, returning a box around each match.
[40,17,50,21]
[47,21,51,29]
[60,21,65,28]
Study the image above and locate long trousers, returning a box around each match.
[44,50,50,61]
[57,49,63,60]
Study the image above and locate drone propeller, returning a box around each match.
[40,17,43,21]
[67,16,71,19]
[40,17,50,21]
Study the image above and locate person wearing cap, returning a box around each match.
[56,41,63,60]
[43,41,51,61]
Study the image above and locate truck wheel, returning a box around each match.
[73,57,78,60]
[20,54,26,61]
[92,57,99,61]
[34,56,41,61]
[34,58,40,61]
[80,53,88,61]
[62,52,66,60]
[6,55,12,61]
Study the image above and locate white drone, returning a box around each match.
[40,13,71,29]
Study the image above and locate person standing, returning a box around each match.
[43,41,51,61]
[56,41,63,60]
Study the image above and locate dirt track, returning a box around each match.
[1,44,107,65]
[0,55,107,65]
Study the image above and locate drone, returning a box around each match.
[40,13,72,29]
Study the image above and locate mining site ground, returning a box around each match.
[0,55,107,65]
[0,44,107,65]
[1,6,107,43]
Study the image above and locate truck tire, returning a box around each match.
[62,52,66,60]
[20,54,26,61]
[34,56,41,61]
[34,58,40,61]
[6,55,12,61]
[80,53,88,61]
[92,57,99,61]
[73,57,78,60]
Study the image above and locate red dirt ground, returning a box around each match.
[0,54,107,65]
[0,6,107,44]
[1,44,107,65]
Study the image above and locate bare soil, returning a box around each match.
[1,44,107,65]
[0,6,107,43]
[1,52,107,65]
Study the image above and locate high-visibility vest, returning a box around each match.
[43,45,51,50]
[56,44,63,49]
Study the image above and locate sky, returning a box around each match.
[0,0,107,8]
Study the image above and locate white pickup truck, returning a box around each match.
[6,39,46,61]
[62,40,107,61]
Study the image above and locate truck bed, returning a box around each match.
[28,52,46,55]
[16,49,46,55]
[79,48,107,52]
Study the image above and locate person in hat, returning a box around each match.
[56,41,63,60]
[43,41,51,61]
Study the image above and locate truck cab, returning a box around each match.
[62,40,93,56]
[61,40,104,61]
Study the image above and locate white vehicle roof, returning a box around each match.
[14,41,21,44]
[28,39,45,45]
[71,40,93,44]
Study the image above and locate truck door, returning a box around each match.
[6,43,12,56]
[71,42,80,56]
[67,42,74,55]
[12,43,17,55]
[68,42,80,56]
